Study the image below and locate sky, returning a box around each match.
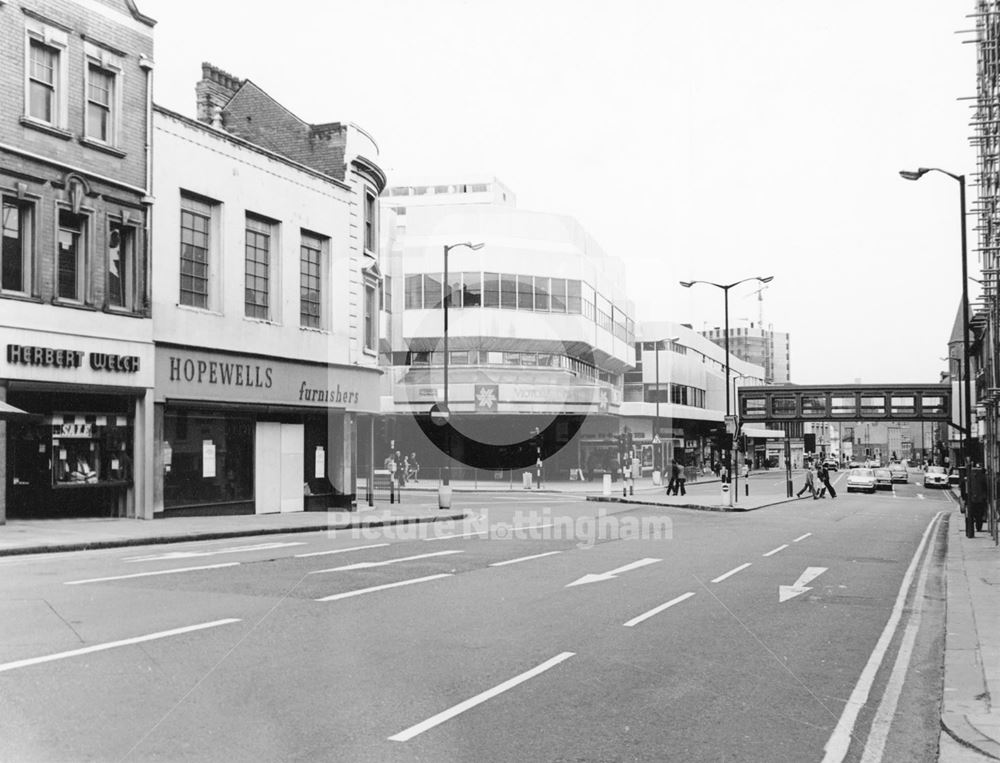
[141,0,979,385]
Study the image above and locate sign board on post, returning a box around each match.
[724,415,738,434]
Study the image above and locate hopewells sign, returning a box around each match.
[155,348,378,410]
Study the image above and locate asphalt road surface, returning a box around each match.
[0,470,954,762]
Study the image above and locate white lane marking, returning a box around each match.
[311,549,463,573]
[388,651,575,742]
[295,543,389,558]
[0,619,241,673]
[778,567,828,603]
[859,513,940,763]
[623,592,696,627]
[424,530,488,541]
[566,558,661,587]
[124,542,305,563]
[762,544,789,557]
[316,573,452,602]
[65,562,240,585]
[821,511,945,762]
[490,551,562,567]
[792,533,812,543]
[711,563,751,583]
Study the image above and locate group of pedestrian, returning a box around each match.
[665,459,686,496]
[796,461,836,500]
[384,450,420,486]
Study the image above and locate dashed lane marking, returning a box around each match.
[623,592,696,627]
[316,573,453,602]
[489,551,562,567]
[295,543,389,558]
[388,652,576,742]
[124,542,305,563]
[309,549,464,573]
[762,544,789,557]
[65,562,240,585]
[793,533,812,543]
[0,619,241,673]
[711,563,751,583]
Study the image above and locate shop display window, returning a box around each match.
[163,412,253,507]
[10,415,133,488]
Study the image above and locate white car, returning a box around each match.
[924,466,949,489]
[846,468,876,494]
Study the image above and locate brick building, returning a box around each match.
[0,0,156,521]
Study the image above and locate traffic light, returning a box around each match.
[804,433,816,453]
[718,433,733,451]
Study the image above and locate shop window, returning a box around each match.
[462,272,482,307]
[483,272,499,307]
[2,197,33,295]
[404,273,422,309]
[107,222,136,310]
[179,192,216,309]
[57,209,86,302]
[48,416,133,487]
[163,413,253,507]
[300,231,326,328]
[245,213,274,320]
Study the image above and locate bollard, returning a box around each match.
[721,482,730,503]
[745,482,749,497]
[602,473,612,496]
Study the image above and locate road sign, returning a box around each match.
[429,403,450,426]
[724,415,738,434]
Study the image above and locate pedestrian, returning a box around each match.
[666,458,678,495]
[796,466,816,499]
[408,452,420,482]
[394,450,406,487]
[674,460,686,496]
[818,462,836,499]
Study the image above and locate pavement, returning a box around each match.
[939,510,1000,761]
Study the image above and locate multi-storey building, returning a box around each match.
[0,0,156,521]
[621,322,765,473]
[700,324,791,384]
[149,64,385,516]
[380,179,635,479]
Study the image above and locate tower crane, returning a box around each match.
[745,284,771,383]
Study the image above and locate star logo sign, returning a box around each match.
[599,389,609,411]
[475,385,498,410]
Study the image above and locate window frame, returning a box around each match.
[244,213,276,321]
[56,207,87,303]
[299,230,327,329]
[364,189,377,254]
[25,27,69,129]
[106,219,137,311]
[84,58,121,146]
[363,281,378,353]
[178,192,217,310]
[1,196,35,297]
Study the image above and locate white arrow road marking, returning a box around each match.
[295,543,389,558]
[565,558,661,587]
[0,619,241,673]
[792,533,812,543]
[762,544,788,557]
[623,592,696,627]
[124,541,305,562]
[310,549,463,573]
[316,573,452,602]
[389,652,575,742]
[778,567,828,602]
[490,551,562,567]
[711,562,751,583]
[65,562,240,585]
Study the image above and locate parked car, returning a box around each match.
[822,458,839,471]
[846,468,877,494]
[924,466,949,489]
[948,468,961,486]
[888,462,908,483]
[849,459,863,468]
[873,468,893,490]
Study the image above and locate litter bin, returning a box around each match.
[522,472,532,489]
[652,470,661,486]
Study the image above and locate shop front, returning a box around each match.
[2,335,154,520]
[154,346,380,517]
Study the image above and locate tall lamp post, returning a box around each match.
[680,275,774,506]
[900,168,973,478]
[438,241,484,508]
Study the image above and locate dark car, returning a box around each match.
[873,468,893,490]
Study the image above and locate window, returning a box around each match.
[517,274,533,310]
[462,272,481,307]
[772,396,797,416]
[446,272,461,308]
[831,396,855,415]
[483,272,499,307]
[382,275,392,313]
[801,395,827,416]
[57,209,85,301]
[163,413,253,508]
[670,385,688,405]
[364,190,377,253]
[550,278,566,312]
[179,194,213,309]
[86,64,115,143]
[596,295,612,332]
[567,280,581,313]
[500,274,516,309]
[364,282,377,352]
[300,232,325,328]
[423,273,442,309]
[860,395,886,416]
[891,396,915,415]
[2,198,33,295]
[534,276,550,311]
[107,222,135,310]
[404,274,422,309]
[28,38,60,124]
[244,215,273,320]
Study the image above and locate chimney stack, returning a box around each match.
[195,62,242,124]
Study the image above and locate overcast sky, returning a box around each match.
[143,0,978,385]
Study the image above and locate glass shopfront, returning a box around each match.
[163,411,254,509]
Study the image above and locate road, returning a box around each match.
[0,469,954,761]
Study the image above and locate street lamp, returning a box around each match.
[439,241,484,507]
[900,167,973,476]
[680,275,774,505]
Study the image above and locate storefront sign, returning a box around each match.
[7,344,140,373]
[53,422,94,438]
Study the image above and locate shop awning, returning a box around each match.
[0,400,38,420]
[743,426,786,439]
